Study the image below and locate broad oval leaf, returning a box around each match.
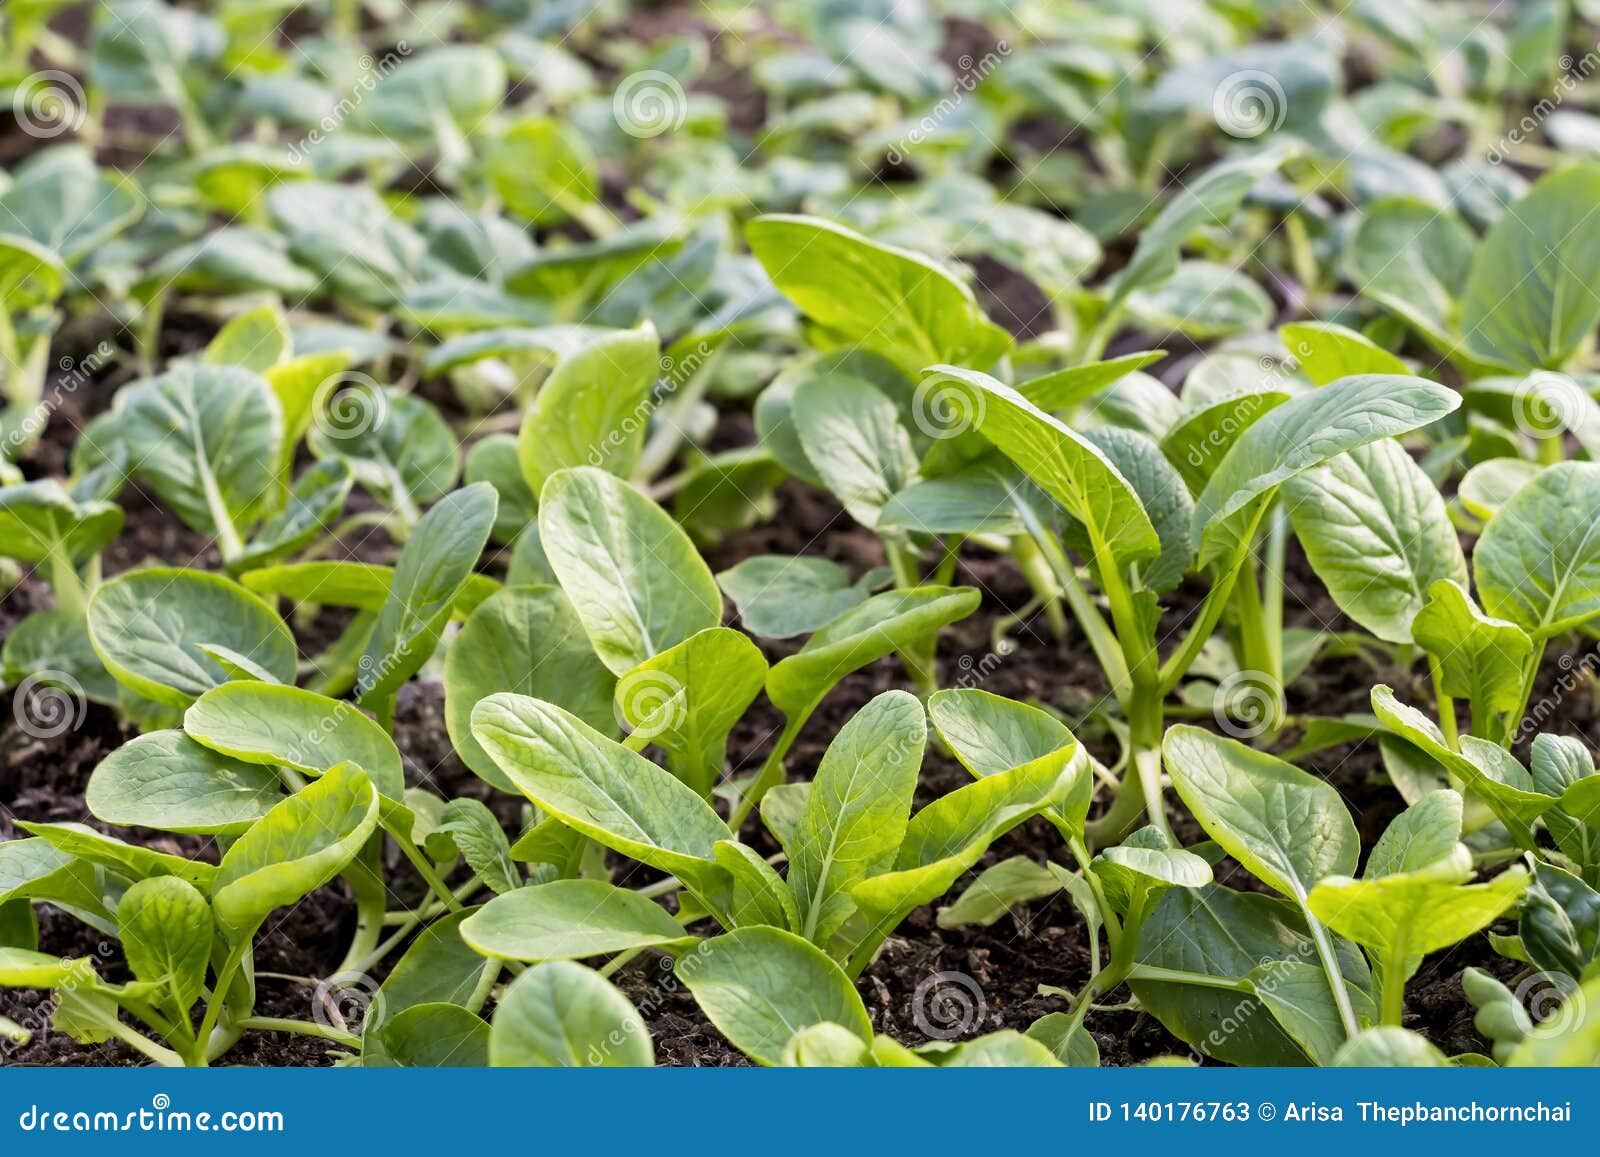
[470,693,730,886]
[1162,725,1357,901]
[1193,374,1460,568]
[118,876,211,1017]
[211,763,380,935]
[745,214,1011,374]
[88,568,296,707]
[114,363,283,540]
[184,682,405,802]
[678,927,872,1066]
[765,586,979,718]
[517,325,661,491]
[85,730,283,835]
[538,467,722,676]
[1463,164,1600,371]
[1282,439,1466,644]
[444,585,616,793]
[358,482,499,707]
[461,879,688,962]
[489,961,653,1067]
[1475,461,1600,639]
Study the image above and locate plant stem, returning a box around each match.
[727,713,804,829]
[1303,904,1361,1039]
[234,1017,361,1048]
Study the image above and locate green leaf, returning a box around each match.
[788,691,925,945]
[430,798,520,895]
[1310,850,1528,967]
[358,482,498,707]
[0,480,122,567]
[1475,461,1600,639]
[517,325,661,492]
[117,876,211,1017]
[1521,860,1600,980]
[780,1021,874,1066]
[184,682,404,802]
[678,927,872,1065]
[848,752,1084,955]
[1246,958,1372,1066]
[927,687,1086,828]
[15,821,216,890]
[1457,458,1542,521]
[229,459,353,575]
[1364,790,1464,878]
[1026,1012,1101,1066]
[1283,439,1466,644]
[1163,725,1357,901]
[1370,687,1553,837]
[470,693,730,889]
[765,586,979,718]
[1463,164,1600,370]
[791,378,919,531]
[1280,321,1411,385]
[1077,427,1194,593]
[1132,884,1372,1066]
[203,305,291,373]
[444,585,616,793]
[0,948,97,990]
[239,559,498,616]
[308,389,459,514]
[489,961,653,1067]
[464,434,536,545]
[615,627,767,797]
[1018,351,1166,412]
[1332,1026,1450,1067]
[1126,261,1274,339]
[461,879,689,961]
[1193,374,1461,568]
[717,555,888,639]
[361,909,497,1066]
[487,119,599,226]
[1112,147,1291,301]
[930,365,1157,567]
[267,183,423,307]
[538,467,722,676]
[1343,198,1473,349]
[1412,580,1532,718]
[88,568,296,707]
[715,840,800,932]
[116,364,283,541]
[746,214,1010,374]
[938,857,1062,929]
[211,763,380,935]
[1159,389,1290,494]
[86,730,282,835]
[382,1003,490,1067]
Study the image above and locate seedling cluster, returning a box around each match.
[4,0,1600,1068]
